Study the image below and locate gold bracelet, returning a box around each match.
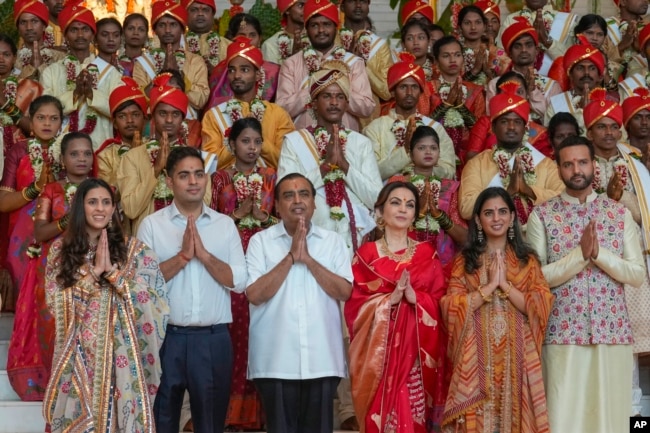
[21,187,31,202]
[89,266,101,282]
[478,285,492,303]
[56,219,65,232]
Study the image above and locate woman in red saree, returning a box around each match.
[209,117,276,430]
[0,95,63,311]
[7,132,93,401]
[441,187,554,433]
[345,181,448,433]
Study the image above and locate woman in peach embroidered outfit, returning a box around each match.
[441,187,553,433]
[345,181,448,432]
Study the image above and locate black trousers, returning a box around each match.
[254,376,341,433]
[154,324,233,433]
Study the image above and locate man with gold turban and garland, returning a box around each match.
[182,0,230,75]
[41,1,123,150]
[363,58,455,181]
[527,92,646,433]
[134,0,210,119]
[276,0,375,132]
[262,0,307,65]
[14,0,64,80]
[117,74,212,233]
[202,36,295,170]
[459,81,564,224]
[544,39,612,133]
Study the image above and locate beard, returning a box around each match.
[564,173,594,191]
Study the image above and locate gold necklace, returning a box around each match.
[380,236,415,262]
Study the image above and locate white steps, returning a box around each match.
[0,313,46,433]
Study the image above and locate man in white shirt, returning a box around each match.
[245,172,352,433]
[137,146,247,433]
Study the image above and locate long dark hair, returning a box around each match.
[462,187,537,273]
[57,178,126,288]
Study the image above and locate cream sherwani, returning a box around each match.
[355,32,394,128]
[116,142,212,234]
[201,100,295,169]
[544,91,584,131]
[18,48,65,80]
[262,30,290,66]
[133,50,209,111]
[363,110,456,180]
[276,46,375,132]
[42,55,123,150]
[458,144,564,220]
[527,191,644,433]
[277,129,382,251]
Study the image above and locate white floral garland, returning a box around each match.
[233,169,263,229]
[27,137,57,180]
[17,47,54,70]
[186,31,221,67]
[277,31,309,61]
[592,158,629,194]
[493,145,537,188]
[405,166,442,233]
[225,98,266,124]
[390,112,423,148]
[314,126,349,220]
[303,44,346,74]
[151,48,186,73]
[518,5,554,42]
[438,77,468,128]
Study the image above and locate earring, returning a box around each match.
[477,223,484,243]
[508,222,514,241]
[107,219,113,229]
[376,216,385,229]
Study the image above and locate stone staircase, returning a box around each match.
[0,313,45,433]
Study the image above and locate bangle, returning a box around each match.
[33,181,42,192]
[259,209,270,224]
[498,281,513,299]
[56,214,69,232]
[478,285,492,303]
[105,268,120,286]
[288,252,295,265]
[433,210,454,231]
[21,182,40,201]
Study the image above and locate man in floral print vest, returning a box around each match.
[527,135,645,433]
[585,87,650,416]
[363,59,455,180]
[202,36,295,170]
[458,81,564,224]
[133,0,210,119]
[276,0,375,131]
[41,1,123,150]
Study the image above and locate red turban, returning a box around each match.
[278,0,299,26]
[152,0,188,28]
[13,0,48,25]
[401,0,434,26]
[387,53,425,91]
[584,88,623,129]
[110,77,148,117]
[622,87,650,127]
[501,17,538,53]
[150,74,188,116]
[474,0,500,20]
[489,81,530,122]
[639,24,650,51]
[182,0,215,11]
[563,35,605,76]
[303,0,339,25]
[58,1,96,34]
[227,36,263,69]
